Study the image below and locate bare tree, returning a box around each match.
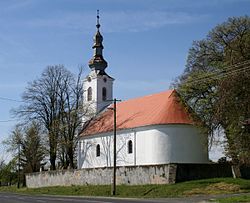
[14,65,88,170]
[57,68,86,169]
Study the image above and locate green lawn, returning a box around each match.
[0,178,249,199]
[213,194,250,203]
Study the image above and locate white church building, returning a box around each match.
[77,13,209,169]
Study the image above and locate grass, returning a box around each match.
[213,194,250,202]
[0,178,249,198]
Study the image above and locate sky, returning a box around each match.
[0,0,249,162]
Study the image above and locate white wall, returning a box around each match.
[83,70,114,115]
[136,125,208,165]
[78,124,209,169]
[78,131,134,168]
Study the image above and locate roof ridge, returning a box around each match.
[168,89,177,98]
[118,89,174,105]
[80,89,193,137]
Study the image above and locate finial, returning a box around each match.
[96,9,100,29]
[89,9,108,71]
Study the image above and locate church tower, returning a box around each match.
[83,10,114,115]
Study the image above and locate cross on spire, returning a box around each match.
[88,10,108,72]
[96,9,100,30]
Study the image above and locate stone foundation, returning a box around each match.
[26,163,234,188]
[26,164,176,188]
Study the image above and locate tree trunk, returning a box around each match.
[231,164,241,178]
[50,155,56,170]
[67,146,75,169]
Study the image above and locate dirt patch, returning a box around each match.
[184,182,241,196]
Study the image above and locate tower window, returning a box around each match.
[87,87,92,101]
[102,87,107,101]
[96,144,100,157]
[128,140,133,154]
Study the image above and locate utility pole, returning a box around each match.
[112,98,117,195]
[17,141,21,189]
[108,98,121,196]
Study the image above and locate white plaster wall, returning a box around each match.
[96,75,113,112]
[136,125,208,165]
[83,73,97,115]
[78,131,134,168]
[78,124,208,169]
[83,71,114,114]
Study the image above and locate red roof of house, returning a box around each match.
[80,89,194,137]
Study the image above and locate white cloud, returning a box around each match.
[162,0,249,9]
[104,11,206,33]
[22,10,207,33]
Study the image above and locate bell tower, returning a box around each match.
[83,10,114,115]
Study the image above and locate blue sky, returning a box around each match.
[0,0,249,161]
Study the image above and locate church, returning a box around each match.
[77,13,209,169]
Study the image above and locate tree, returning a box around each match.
[56,67,85,169]
[0,159,17,186]
[3,123,46,173]
[20,122,46,173]
[216,65,250,167]
[2,123,45,186]
[172,16,250,170]
[14,65,88,170]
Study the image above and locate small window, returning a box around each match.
[102,87,107,101]
[96,144,100,157]
[87,87,92,101]
[128,140,133,154]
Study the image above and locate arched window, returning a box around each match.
[87,87,92,101]
[102,87,107,101]
[128,140,133,154]
[96,144,100,157]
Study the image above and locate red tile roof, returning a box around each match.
[80,89,194,137]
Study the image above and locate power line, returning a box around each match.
[192,60,250,82]
[0,119,19,123]
[182,62,250,86]
[191,66,249,85]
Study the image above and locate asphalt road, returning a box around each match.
[1,192,249,202]
[0,193,214,203]
[5,192,249,203]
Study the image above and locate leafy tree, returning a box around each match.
[14,65,88,169]
[0,159,17,186]
[20,122,46,173]
[172,16,250,171]
[3,123,46,173]
[216,66,250,166]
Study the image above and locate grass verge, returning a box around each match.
[213,194,250,202]
[0,178,249,198]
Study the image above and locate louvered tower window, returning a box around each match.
[87,87,92,101]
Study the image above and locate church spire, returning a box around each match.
[96,9,100,30]
[88,10,108,72]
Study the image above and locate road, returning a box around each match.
[0,192,217,203]
[1,192,249,202]
[4,192,249,203]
